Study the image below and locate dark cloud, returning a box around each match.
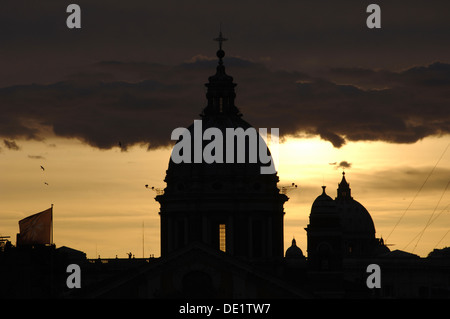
[3,140,20,151]
[234,60,450,147]
[339,161,352,169]
[0,0,450,82]
[325,62,450,90]
[0,58,449,149]
[329,161,352,170]
[0,3,449,151]
[360,167,450,193]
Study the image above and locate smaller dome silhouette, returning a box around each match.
[311,186,337,215]
[285,238,305,259]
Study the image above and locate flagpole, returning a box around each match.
[51,204,54,246]
[142,221,144,258]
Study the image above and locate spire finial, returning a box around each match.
[214,29,227,65]
[214,26,227,50]
[340,170,348,184]
[337,170,351,199]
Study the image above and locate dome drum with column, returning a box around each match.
[156,32,287,261]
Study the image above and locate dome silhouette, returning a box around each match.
[337,199,375,236]
[306,172,381,258]
[164,33,278,196]
[285,238,305,258]
[156,32,287,259]
[311,186,337,215]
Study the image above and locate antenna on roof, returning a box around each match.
[280,183,298,195]
[142,221,144,259]
[145,184,164,195]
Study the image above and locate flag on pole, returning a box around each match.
[17,207,53,246]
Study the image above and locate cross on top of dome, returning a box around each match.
[214,30,228,64]
[214,30,227,50]
[203,30,241,116]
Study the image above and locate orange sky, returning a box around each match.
[1,132,448,258]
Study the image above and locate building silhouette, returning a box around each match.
[157,31,286,262]
[1,34,449,299]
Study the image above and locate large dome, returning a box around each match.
[167,113,275,177]
[163,114,280,198]
[162,39,279,198]
[156,33,288,259]
[336,199,375,236]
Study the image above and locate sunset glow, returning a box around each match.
[1,132,448,259]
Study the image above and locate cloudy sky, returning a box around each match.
[0,1,449,258]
